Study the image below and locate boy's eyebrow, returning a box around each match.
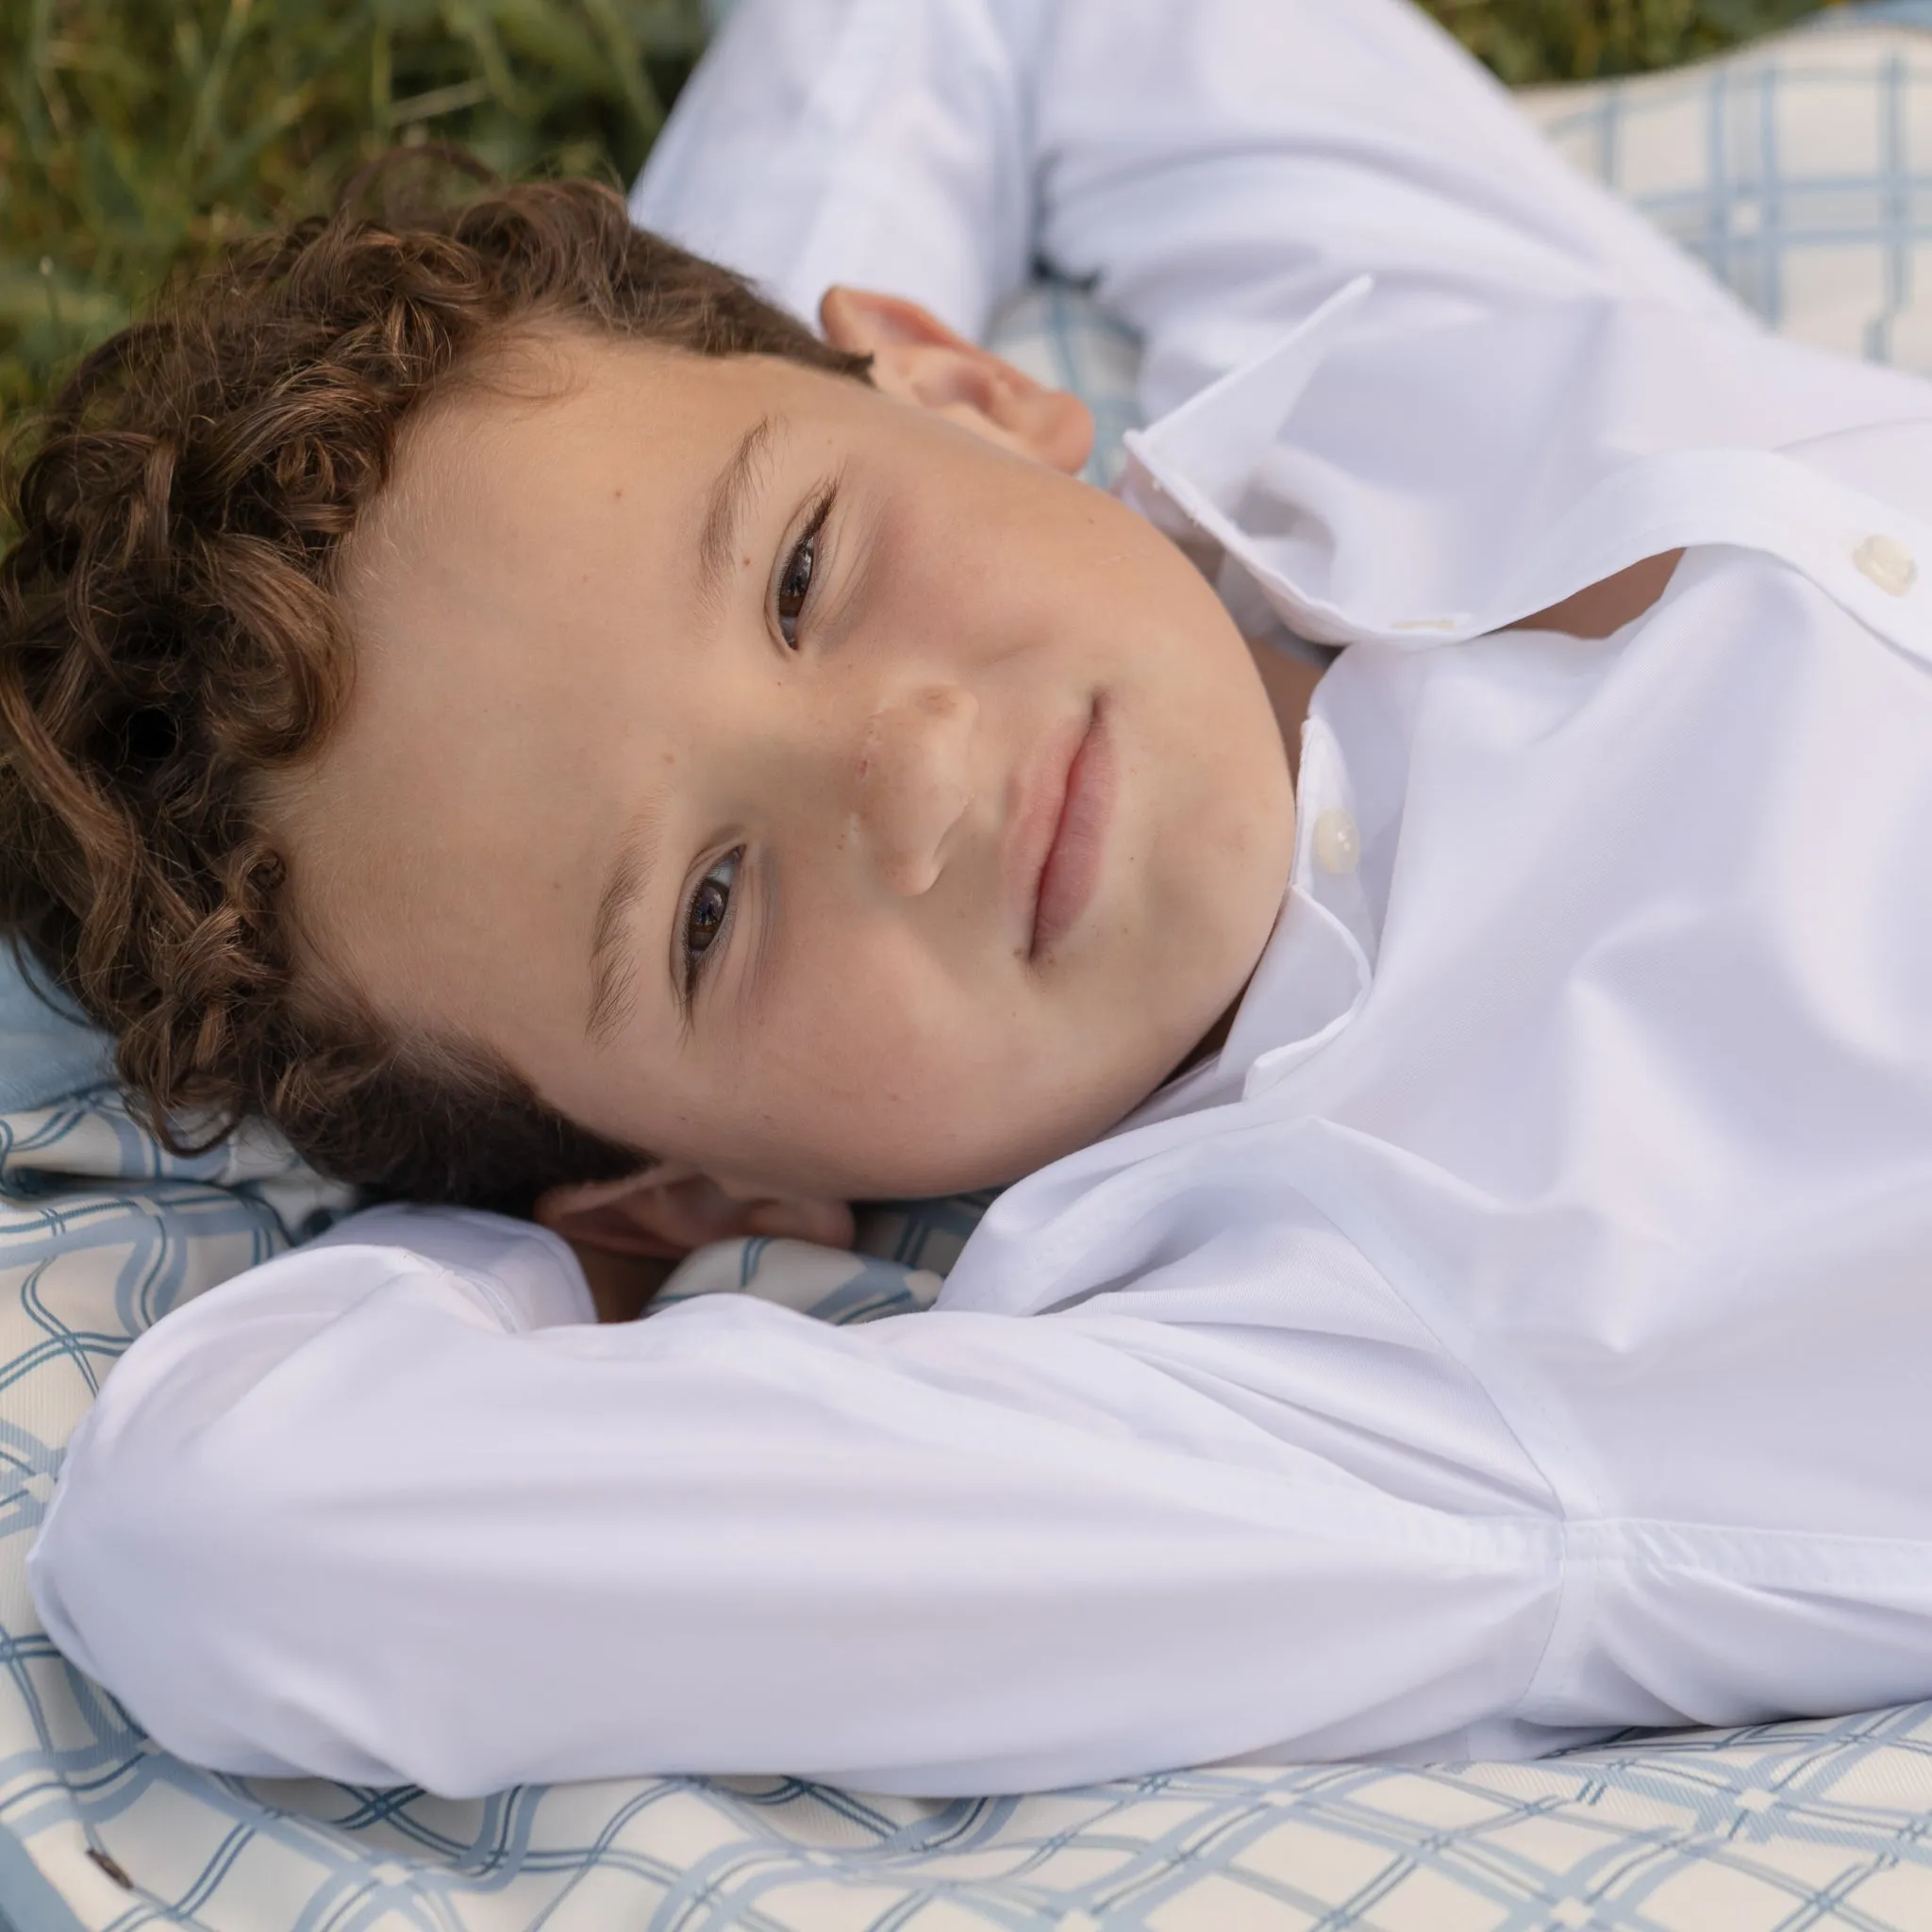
[695,412,781,615]
[586,804,662,1045]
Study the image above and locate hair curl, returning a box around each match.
[0,161,871,1215]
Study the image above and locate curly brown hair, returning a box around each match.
[0,161,871,1215]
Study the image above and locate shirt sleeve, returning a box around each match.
[628,0,1749,411]
[27,1203,1561,1797]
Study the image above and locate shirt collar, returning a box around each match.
[1114,711,1375,1133]
[1119,273,1932,671]
[1115,275,1380,646]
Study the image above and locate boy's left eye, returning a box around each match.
[776,535,814,647]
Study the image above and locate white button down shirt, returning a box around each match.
[30,0,1932,1799]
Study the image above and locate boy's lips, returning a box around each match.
[1009,697,1115,959]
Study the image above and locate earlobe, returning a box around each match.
[820,285,1094,476]
[534,1163,856,1260]
[533,1167,694,1259]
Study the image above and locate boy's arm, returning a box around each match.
[631,0,1747,414]
[27,1204,1559,1795]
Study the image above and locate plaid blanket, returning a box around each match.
[1521,3,1932,371]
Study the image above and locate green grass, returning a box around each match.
[0,0,707,420]
[1424,0,1837,85]
[0,0,1845,423]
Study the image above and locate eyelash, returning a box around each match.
[775,487,835,649]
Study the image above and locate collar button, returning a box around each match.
[1313,808,1360,874]
[1854,533,1917,596]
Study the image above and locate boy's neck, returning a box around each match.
[1245,637,1325,780]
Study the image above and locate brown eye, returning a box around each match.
[776,535,815,647]
[689,880,727,950]
[682,851,740,994]
[774,488,836,648]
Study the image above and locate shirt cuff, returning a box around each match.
[304,1204,597,1330]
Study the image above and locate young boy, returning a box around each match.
[13,0,1932,1799]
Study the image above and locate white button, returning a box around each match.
[1854,532,1917,596]
[1313,808,1359,874]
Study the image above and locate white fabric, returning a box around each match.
[30,0,1932,1799]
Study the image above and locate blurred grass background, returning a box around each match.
[0,0,1847,423]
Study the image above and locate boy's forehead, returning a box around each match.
[377,339,774,525]
[341,341,812,633]
[341,332,874,611]
[275,340,849,1024]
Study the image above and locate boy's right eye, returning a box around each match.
[774,486,835,649]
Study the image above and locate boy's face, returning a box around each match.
[269,302,1295,1211]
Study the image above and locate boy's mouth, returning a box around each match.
[1019,696,1115,961]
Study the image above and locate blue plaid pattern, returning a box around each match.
[13,10,1932,1928]
[1521,4,1932,369]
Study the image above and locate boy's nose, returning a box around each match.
[852,683,978,895]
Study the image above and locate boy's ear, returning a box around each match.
[821,285,1094,476]
[533,1162,856,1260]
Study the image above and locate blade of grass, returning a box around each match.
[442,0,528,118]
[179,0,258,173]
[582,0,664,141]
